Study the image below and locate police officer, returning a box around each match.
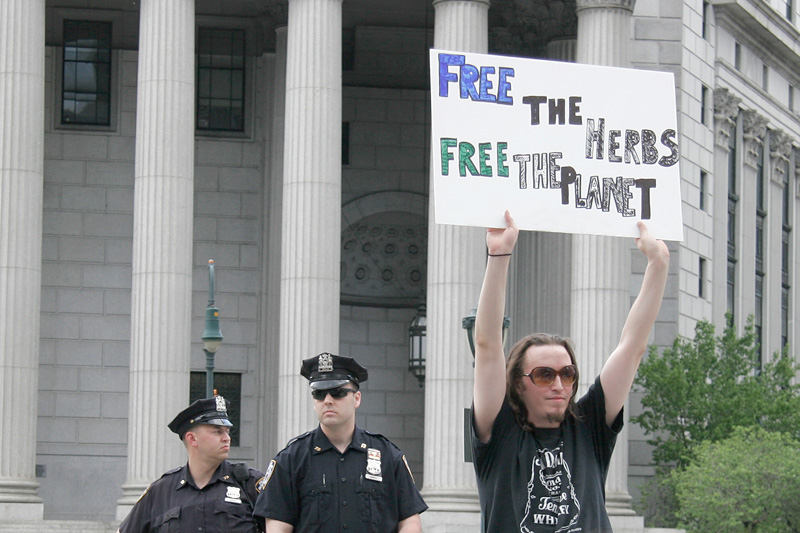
[117,396,265,533]
[254,353,427,532]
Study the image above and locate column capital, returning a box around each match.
[433,0,491,7]
[576,0,635,13]
[741,109,767,169]
[713,88,741,149]
[267,0,288,27]
[492,0,577,56]
[769,129,792,184]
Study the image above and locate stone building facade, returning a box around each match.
[0,0,797,531]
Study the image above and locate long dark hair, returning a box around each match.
[505,333,581,431]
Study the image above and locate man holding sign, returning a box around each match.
[470,211,669,531]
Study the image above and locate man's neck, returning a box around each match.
[187,457,222,489]
[321,422,356,453]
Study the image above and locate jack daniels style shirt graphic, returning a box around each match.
[471,376,623,532]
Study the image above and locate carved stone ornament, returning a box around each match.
[714,88,741,148]
[267,0,288,26]
[492,0,578,56]
[741,109,767,168]
[769,129,792,183]
[714,88,741,121]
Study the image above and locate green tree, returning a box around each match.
[633,317,800,469]
[671,427,800,532]
[632,316,800,526]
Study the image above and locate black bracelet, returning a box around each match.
[488,253,512,257]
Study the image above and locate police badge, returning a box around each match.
[215,396,227,412]
[365,448,383,482]
[318,353,334,373]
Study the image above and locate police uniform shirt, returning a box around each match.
[254,425,427,532]
[118,460,263,533]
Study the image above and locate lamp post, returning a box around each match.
[408,302,426,387]
[203,260,223,398]
[461,308,510,462]
[461,307,510,360]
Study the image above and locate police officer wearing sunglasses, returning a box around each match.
[254,353,427,532]
[470,211,670,532]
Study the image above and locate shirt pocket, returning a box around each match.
[214,498,255,533]
[151,506,180,533]
[299,479,333,526]
[356,482,388,531]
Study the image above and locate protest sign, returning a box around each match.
[429,49,684,240]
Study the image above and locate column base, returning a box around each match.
[609,514,645,533]
[419,488,481,531]
[0,520,117,533]
[421,509,482,532]
[0,502,44,522]
[115,482,148,522]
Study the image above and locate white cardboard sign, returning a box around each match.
[429,49,684,241]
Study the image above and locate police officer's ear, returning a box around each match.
[183,429,199,448]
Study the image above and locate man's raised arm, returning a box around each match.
[600,221,670,427]
[473,210,519,443]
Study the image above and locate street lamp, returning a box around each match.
[461,308,510,463]
[408,302,426,387]
[461,308,510,360]
[203,260,223,398]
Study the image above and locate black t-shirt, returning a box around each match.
[118,461,264,533]
[471,376,623,532]
[254,425,428,532]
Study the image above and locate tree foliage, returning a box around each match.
[671,427,800,532]
[633,316,800,469]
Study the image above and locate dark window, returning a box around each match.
[702,0,710,39]
[726,115,738,319]
[197,28,245,132]
[62,20,112,126]
[762,64,769,92]
[343,28,355,72]
[699,170,707,211]
[734,43,741,71]
[754,141,765,364]
[342,122,350,165]
[781,171,791,349]
[786,0,794,22]
[190,371,242,446]
[699,257,706,298]
[701,85,708,125]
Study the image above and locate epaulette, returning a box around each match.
[360,429,402,452]
[159,466,182,479]
[285,430,313,447]
[232,462,250,483]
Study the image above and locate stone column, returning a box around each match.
[574,0,640,527]
[711,88,741,327]
[767,129,792,357]
[258,14,288,459]
[421,1,489,531]
[116,0,195,520]
[277,0,342,446]
[738,109,768,327]
[0,0,45,520]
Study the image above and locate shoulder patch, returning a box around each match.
[402,455,415,483]
[256,460,276,492]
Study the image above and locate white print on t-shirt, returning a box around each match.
[519,442,581,532]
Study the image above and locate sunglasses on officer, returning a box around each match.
[311,387,358,401]
[522,365,577,387]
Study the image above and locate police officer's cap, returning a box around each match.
[300,353,368,390]
[168,396,233,439]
